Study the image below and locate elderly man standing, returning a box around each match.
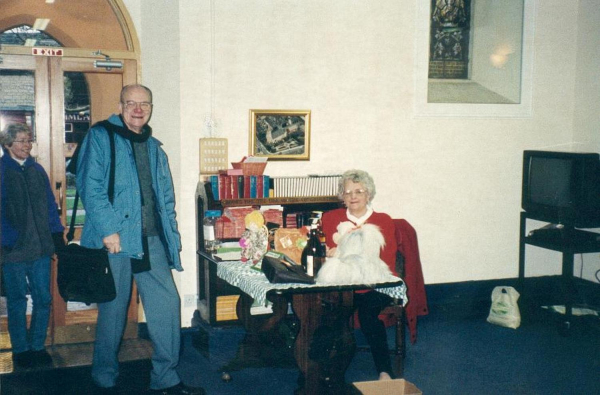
[76,84,204,395]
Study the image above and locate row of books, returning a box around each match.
[210,173,271,200]
[270,175,341,198]
[210,174,342,200]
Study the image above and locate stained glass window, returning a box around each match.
[429,0,471,79]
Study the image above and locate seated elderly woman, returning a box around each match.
[319,169,397,381]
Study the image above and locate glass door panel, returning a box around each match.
[49,57,139,344]
[64,71,91,228]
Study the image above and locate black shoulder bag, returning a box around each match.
[56,130,117,305]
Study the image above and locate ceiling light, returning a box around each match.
[24,39,37,47]
[32,18,50,31]
[46,0,55,3]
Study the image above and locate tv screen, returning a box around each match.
[522,150,600,228]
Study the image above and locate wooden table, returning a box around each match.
[202,253,407,394]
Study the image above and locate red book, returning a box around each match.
[243,175,251,198]
[230,175,239,199]
[224,175,232,199]
[218,172,227,200]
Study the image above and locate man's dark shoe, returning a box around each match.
[148,382,206,395]
[12,351,33,369]
[30,349,53,367]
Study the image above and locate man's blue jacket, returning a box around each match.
[76,114,182,271]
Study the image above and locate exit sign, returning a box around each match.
[32,48,63,56]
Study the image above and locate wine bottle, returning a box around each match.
[301,219,326,277]
[315,217,326,275]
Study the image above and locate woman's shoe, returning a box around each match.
[12,351,34,369]
[31,349,53,367]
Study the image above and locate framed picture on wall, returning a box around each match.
[249,109,311,160]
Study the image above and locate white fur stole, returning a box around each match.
[316,221,392,285]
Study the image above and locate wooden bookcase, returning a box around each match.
[196,182,341,325]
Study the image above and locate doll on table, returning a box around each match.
[239,210,269,264]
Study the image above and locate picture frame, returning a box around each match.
[249,109,311,160]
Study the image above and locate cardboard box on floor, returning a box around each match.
[352,379,422,395]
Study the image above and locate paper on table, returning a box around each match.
[214,251,242,261]
[214,245,242,261]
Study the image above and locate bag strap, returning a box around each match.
[67,129,116,242]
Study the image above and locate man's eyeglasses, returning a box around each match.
[343,189,367,197]
[122,101,153,112]
[13,140,34,145]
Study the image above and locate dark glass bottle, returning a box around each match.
[316,217,327,255]
[301,223,325,277]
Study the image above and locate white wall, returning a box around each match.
[471,0,524,103]
[124,0,600,326]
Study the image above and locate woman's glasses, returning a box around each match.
[13,140,34,145]
[343,189,367,197]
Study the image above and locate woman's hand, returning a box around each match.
[326,246,337,257]
[103,233,121,254]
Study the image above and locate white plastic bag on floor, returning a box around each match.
[487,286,521,329]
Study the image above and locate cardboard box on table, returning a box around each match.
[352,379,422,395]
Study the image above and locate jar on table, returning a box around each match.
[203,210,222,253]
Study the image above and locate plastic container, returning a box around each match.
[203,210,222,253]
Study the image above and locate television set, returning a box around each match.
[522,150,600,228]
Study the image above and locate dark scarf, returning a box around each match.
[100,115,152,143]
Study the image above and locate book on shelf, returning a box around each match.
[236,175,244,199]
[210,175,219,200]
[209,174,337,201]
[264,175,271,198]
[271,175,341,198]
[219,172,232,199]
[231,175,240,199]
[243,175,251,198]
[250,176,257,198]
[256,175,264,198]
[216,295,239,321]
[215,293,272,321]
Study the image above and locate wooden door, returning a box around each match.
[0,53,139,347]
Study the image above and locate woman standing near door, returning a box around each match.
[0,123,65,369]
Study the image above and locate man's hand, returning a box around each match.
[103,233,121,254]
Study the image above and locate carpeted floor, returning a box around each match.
[1,359,152,394]
[2,277,600,394]
[173,306,600,395]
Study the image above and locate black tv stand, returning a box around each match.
[526,225,600,245]
[518,211,600,334]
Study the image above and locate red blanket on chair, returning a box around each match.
[394,219,428,343]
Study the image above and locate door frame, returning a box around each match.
[0,52,139,346]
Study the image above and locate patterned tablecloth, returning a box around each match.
[216,260,408,307]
